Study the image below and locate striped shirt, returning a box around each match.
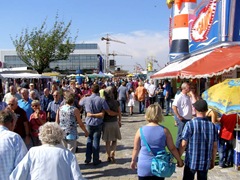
[182,117,218,171]
[0,126,27,180]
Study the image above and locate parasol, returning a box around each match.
[202,78,240,115]
[202,78,240,169]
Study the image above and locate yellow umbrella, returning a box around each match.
[202,78,240,115]
[42,72,60,76]
[127,73,134,77]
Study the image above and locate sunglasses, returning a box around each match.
[32,105,39,107]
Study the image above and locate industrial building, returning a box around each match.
[0,43,104,74]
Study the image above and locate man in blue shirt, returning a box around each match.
[46,90,61,122]
[40,88,53,113]
[179,100,218,180]
[117,81,128,114]
[0,109,27,180]
[18,88,33,121]
[80,84,119,165]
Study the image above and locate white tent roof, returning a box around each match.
[0,73,51,79]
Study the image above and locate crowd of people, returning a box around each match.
[0,77,239,179]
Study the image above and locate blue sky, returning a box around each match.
[0,0,171,71]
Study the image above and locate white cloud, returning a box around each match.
[87,30,170,72]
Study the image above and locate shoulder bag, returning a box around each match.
[140,127,176,177]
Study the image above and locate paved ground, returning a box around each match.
[75,111,240,180]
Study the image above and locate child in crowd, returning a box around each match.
[127,88,135,115]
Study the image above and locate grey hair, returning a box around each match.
[0,109,17,124]
[104,86,114,100]
[39,122,65,145]
[21,88,28,94]
[29,90,36,95]
[8,97,18,105]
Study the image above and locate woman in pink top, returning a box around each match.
[29,100,46,146]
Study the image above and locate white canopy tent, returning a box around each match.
[0,73,51,79]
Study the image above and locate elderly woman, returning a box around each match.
[56,92,88,153]
[130,104,183,179]
[10,122,85,180]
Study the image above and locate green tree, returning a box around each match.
[12,16,76,74]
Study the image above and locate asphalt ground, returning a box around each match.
[75,104,240,180]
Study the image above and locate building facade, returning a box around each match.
[0,43,105,73]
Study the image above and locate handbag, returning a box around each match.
[140,127,176,177]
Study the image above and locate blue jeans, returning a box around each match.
[138,101,145,113]
[218,138,234,166]
[183,165,208,180]
[176,119,189,148]
[157,97,164,110]
[119,100,126,113]
[86,124,103,163]
[165,97,171,114]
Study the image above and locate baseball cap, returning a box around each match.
[192,99,208,112]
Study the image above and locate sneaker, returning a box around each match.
[219,164,227,168]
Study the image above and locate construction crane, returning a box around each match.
[108,51,132,58]
[108,51,132,71]
[101,34,126,72]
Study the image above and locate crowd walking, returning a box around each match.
[0,77,239,180]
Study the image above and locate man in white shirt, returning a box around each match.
[3,85,22,103]
[172,82,192,148]
[147,80,156,105]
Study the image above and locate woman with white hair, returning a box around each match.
[10,122,85,180]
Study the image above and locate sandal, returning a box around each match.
[111,157,116,163]
[107,157,111,162]
[110,151,116,163]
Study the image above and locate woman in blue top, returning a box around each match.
[130,104,183,180]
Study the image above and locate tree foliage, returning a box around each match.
[12,15,76,74]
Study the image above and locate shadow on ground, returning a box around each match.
[80,166,135,179]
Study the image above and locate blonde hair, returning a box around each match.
[145,104,164,123]
[31,100,40,105]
